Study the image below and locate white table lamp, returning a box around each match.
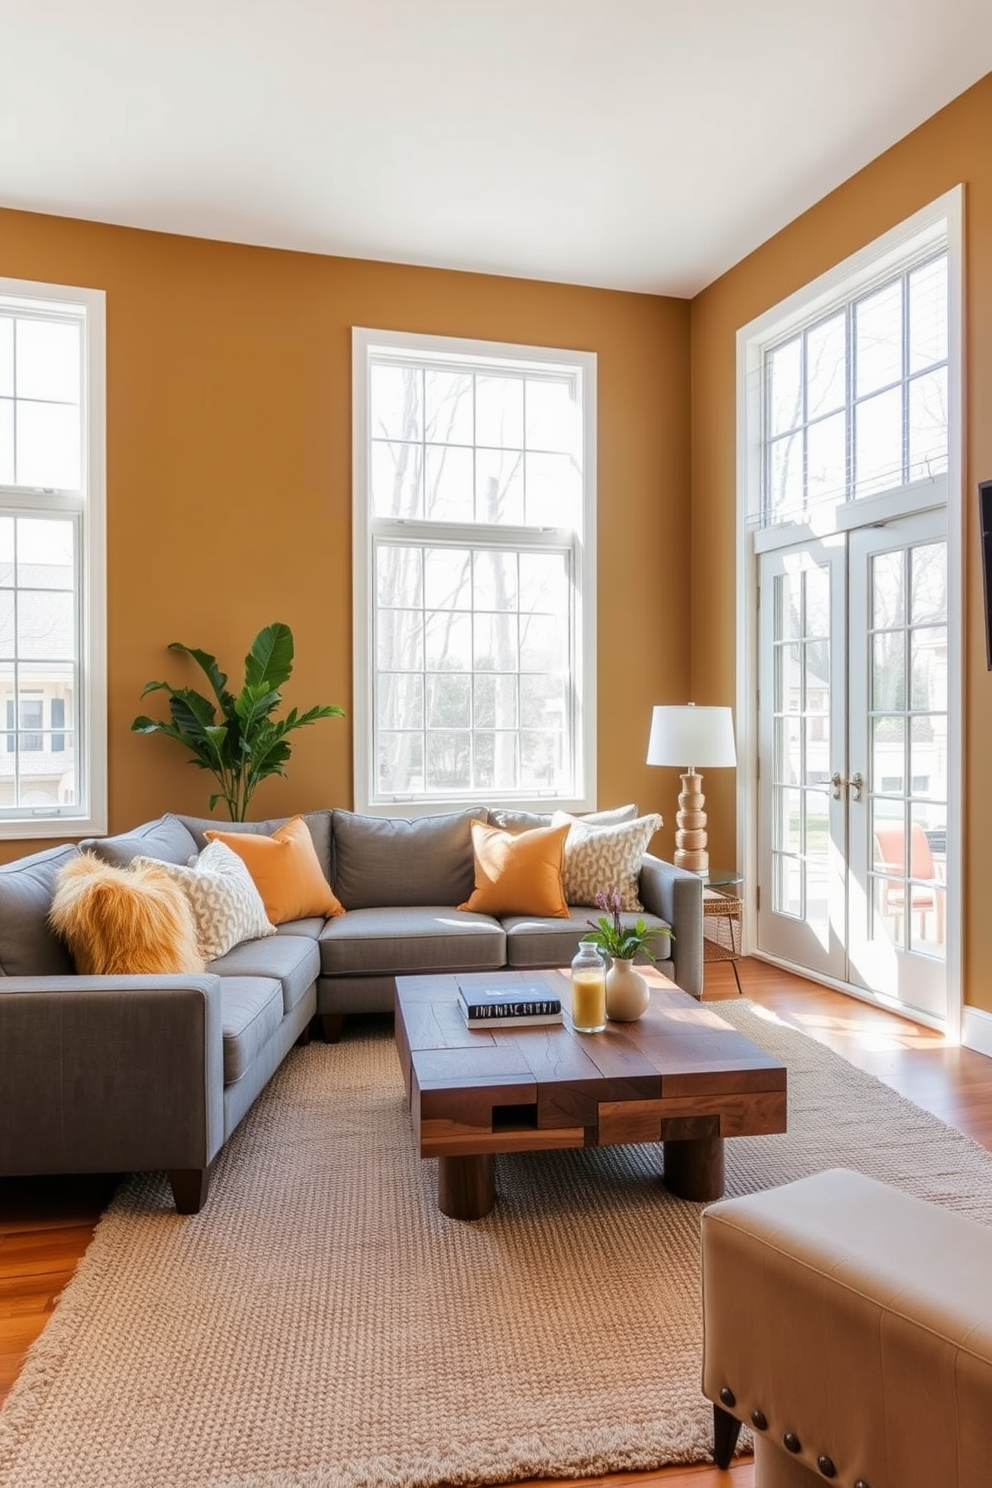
[646,704,737,873]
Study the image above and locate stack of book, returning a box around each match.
[457,981,563,1028]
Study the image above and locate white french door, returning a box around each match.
[757,509,948,1022]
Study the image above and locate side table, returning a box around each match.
[702,870,744,995]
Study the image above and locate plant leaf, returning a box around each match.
[168,643,236,713]
[234,684,282,728]
[244,724,293,782]
[165,688,219,735]
[244,623,294,692]
[294,703,346,724]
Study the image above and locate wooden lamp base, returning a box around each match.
[674,770,708,874]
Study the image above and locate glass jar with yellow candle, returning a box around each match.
[570,940,607,1033]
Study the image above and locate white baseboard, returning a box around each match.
[962,1004,992,1058]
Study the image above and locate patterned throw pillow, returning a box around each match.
[135,840,276,960]
[550,811,663,911]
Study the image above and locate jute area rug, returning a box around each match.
[3,1002,992,1488]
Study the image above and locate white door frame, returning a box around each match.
[733,188,964,1041]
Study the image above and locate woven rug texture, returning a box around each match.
[3,1000,992,1488]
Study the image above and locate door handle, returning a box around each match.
[831,771,864,802]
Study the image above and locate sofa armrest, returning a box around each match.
[0,974,225,1178]
[638,853,703,999]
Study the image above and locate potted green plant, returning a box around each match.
[132,622,344,820]
[583,888,673,1022]
[583,888,672,962]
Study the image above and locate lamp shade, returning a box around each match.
[646,705,737,770]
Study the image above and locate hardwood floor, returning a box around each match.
[2,959,991,1488]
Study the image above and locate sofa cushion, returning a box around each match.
[486,807,555,833]
[207,933,319,1014]
[503,907,672,969]
[273,917,324,939]
[332,808,482,909]
[177,810,333,879]
[0,843,80,976]
[318,907,505,977]
[459,820,570,918]
[80,813,199,869]
[488,803,638,833]
[551,811,662,911]
[205,816,344,925]
[135,840,276,960]
[48,853,205,975]
[219,976,284,1083]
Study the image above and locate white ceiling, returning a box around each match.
[3,1,992,297]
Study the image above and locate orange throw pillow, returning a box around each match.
[205,816,345,925]
[458,820,570,918]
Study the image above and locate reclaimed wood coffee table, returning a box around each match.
[394,968,787,1220]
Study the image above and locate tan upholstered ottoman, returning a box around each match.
[700,1167,992,1487]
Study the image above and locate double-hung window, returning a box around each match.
[0,278,106,836]
[353,329,596,815]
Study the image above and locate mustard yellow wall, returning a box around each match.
[0,211,691,863]
[691,73,992,1010]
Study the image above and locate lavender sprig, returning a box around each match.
[585,884,672,961]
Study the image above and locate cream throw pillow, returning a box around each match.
[551,811,662,911]
[135,840,276,961]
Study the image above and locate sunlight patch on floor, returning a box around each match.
[781,1008,945,1053]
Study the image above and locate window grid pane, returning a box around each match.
[0,513,79,810]
[867,543,948,959]
[769,567,832,929]
[370,359,581,533]
[761,252,947,526]
[0,313,83,493]
[374,539,571,798]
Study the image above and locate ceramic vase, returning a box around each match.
[605,957,650,1021]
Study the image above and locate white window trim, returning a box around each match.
[734,185,964,1039]
[0,275,107,840]
[351,326,597,818]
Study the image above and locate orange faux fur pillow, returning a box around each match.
[49,852,206,976]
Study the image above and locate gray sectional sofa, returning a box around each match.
[0,806,704,1213]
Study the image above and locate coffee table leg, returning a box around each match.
[663,1134,725,1201]
[438,1154,496,1220]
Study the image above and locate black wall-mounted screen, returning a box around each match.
[981,480,992,670]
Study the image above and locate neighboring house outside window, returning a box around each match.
[51,695,66,752]
[352,328,597,816]
[0,278,106,835]
[6,694,44,752]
